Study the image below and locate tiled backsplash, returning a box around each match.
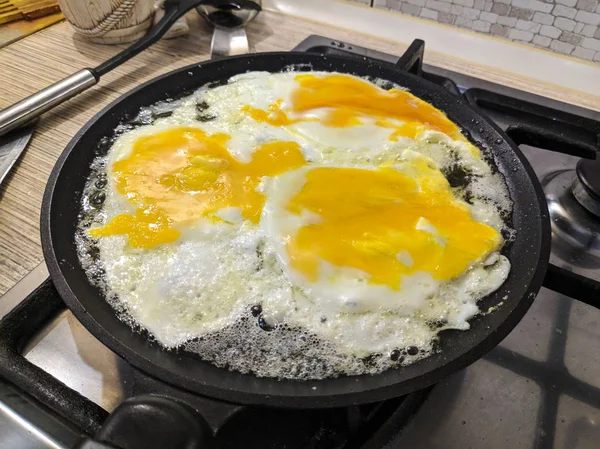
[350,0,600,62]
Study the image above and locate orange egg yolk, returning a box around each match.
[242,73,471,144]
[91,73,488,269]
[284,159,501,288]
[89,127,306,248]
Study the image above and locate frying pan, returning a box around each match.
[40,51,551,410]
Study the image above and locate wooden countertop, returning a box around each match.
[1,10,599,295]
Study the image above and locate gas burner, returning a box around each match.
[544,169,600,266]
[3,35,600,449]
[572,159,600,218]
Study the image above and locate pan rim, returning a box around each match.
[41,51,550,407]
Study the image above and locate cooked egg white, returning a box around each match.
[79,71,512,379]
[261,152,502,315]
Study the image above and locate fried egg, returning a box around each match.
[78,71,512,379]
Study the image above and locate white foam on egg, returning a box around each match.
[77,71,514,379]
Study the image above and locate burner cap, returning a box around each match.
[544,171,600,263]
[573,159,600,217]
[577,159,600,200]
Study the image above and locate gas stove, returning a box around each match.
[1,35,599,449]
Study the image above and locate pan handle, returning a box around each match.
[0,70,98,137]
[0,3,186,138]
[0,0,262,138]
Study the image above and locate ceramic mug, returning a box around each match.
[57,0,154,44]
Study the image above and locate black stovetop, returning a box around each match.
[1,35,599,449]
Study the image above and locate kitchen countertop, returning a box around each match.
[1,9,600,294]
[268,0,600,97]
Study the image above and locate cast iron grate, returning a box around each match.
[1,36,599,449]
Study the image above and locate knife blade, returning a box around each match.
[0,124,35,188]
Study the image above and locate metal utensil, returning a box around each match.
[197,0,261,58]
[0,0,261,138]
[0,124,35,187]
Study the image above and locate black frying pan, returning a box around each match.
[41,52,550,409]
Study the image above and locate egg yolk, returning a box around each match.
[241,99,302,126]
[242,73,472,145]
[89,205,179,249]
[284,158,501,288]
[89,127,306,248]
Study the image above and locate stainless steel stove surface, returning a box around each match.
[1,35,600,449]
